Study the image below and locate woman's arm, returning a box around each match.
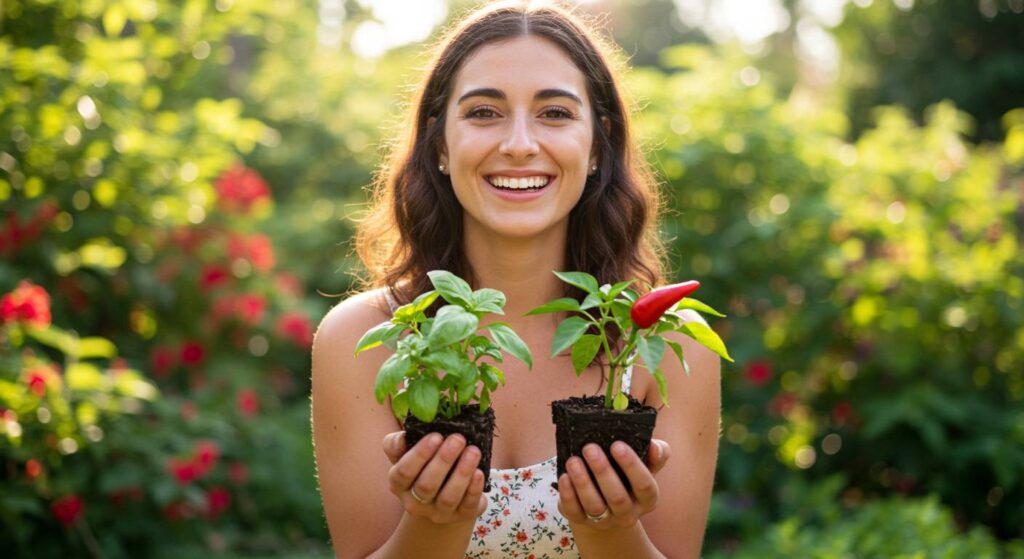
[311,292,486,558]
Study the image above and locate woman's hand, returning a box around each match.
[381,431,488,526]
[556,438,671,530]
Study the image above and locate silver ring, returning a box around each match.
[586,508,610,523]
[410,486,433,505]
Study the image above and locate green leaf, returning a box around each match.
[408,377,440,422]
[487,323,533,368]
[570,334,602,375]
[427,305,479,348]
[613,391,629,411]
[421,348,475,383]
[606,280,635,300]
[356,321,405,355]
[374,354,411,403]
[457,375,478,405]
[653,368,669,406]
[67,363,105,391]
[391,390,409,420]
[610,299,633,325]
[664,339,690,376]
[25,326,75,355]
[481,363,503,391]
[673,297,725,318]
[76,337,117,359]
[637,335,666,374]
[393,290,439,323]
[471,288,506,314]
[113,371,158,401]
[526,297,581,315]
[553,271,599,294]
[550,316,591,357]
[580,292,603,310]
[479,386,491,414]
[427,270,473,305]
[680,323,733,362]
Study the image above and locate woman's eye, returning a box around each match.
[466,107,499,119]
[540,107,575,119]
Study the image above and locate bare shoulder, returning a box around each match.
[313,287,392,350]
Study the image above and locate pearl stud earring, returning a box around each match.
[438,163,446,172]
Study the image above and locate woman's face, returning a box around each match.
[442,35,596,241]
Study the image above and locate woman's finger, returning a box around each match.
[556,473,585,520]
[382,431,407,465]
[611,441,660,510]
[456,469,487,517]
[581,444,633,517]
[432,445,481,513]
[387,432,443,495]
[409,434,466,502]
[647,439,671,476]
[566,454,608,519]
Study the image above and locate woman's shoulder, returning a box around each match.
[314,287,394,350]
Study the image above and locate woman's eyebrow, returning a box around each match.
[456,87,583,106]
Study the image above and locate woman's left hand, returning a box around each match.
[556,438,671,530]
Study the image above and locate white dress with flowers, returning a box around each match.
[463,366,634,558]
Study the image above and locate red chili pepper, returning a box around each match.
[629,280,701,328]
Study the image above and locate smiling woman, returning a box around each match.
[312,2,721,558]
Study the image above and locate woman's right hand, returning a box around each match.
[382,431,488,525]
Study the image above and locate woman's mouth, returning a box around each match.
[486,175,552,192]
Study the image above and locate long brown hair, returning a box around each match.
[355,0,665,307]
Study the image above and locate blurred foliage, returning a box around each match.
[2,0,1023,556]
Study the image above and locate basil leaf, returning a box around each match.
[427,270,473,306]
[471,288,506,314]
[356,321,405,355]
[408,377,440,423]
[526,297,582,315]
[487,323,533,368]
[374,353,411,404]
[427,305,479,348]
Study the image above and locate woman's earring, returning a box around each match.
[590,163,598,175]
[438,163,446,173]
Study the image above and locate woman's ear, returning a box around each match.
[427,116,448,173]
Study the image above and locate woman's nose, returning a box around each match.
[499,113,539,159]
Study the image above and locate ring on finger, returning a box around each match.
[410,486,433,505]
[586,508,610,523]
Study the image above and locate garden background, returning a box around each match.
[2,0,1023,557]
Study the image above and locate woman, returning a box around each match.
[311,2,720,557]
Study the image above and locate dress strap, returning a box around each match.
[621,352,636,395]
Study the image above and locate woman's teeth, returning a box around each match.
[488,176,550,190]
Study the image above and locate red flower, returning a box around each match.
[503,509,510,516]
[745,360,773,386]
[237,388,260,417]
[27,369,48,397]
[560,536,570,548]
[26,459,43,480]
[228,233,275,273]
[194,440,220,473]
[151,346,177,377]
[167,457,201,485]
[200,265,230,292]
[0,280,52,327]
[521,469,533,481]
[275,272,303,298]
[50,495,84,527]
[501,486,510,496]
[215,164,272,214]
[235,294,267,325]
[228,461,249,485]
[534,510,546,521]
[180,341,206,366]
[516,530,528,543]
[205,486,231,518]
[491,519,502,528]
[476,525,489,537]
[276,312,313,348]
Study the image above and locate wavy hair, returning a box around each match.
[355,0,665,308]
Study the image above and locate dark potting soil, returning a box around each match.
[551,395,657,492]
[403,404,496,492]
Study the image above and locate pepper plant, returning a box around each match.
[529,271,733,410]
[355,270,533,423]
